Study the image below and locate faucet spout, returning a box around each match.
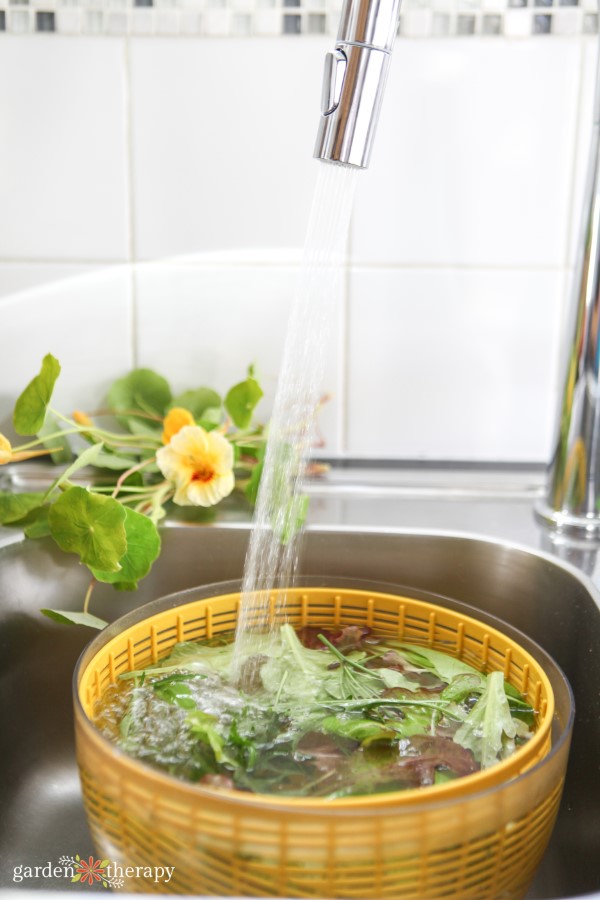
[536,43,600,539]
[314,0,402,169]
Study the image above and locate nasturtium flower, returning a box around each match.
[162,407,195,445]
[156,424,234,507]
[0,432,59,465]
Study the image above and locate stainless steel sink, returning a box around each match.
[1,512,600,899]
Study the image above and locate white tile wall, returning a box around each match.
[0,267,133,443]
[0,35,597,463]
[351,38,582,268]
[0,39,130,261]
[134,259,344,454]
[0,264,98,298]
[128,38,329,259]
[346,267,564,461]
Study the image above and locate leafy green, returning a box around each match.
[40,608,109,629]
[395,644,485,685]
[90,450,141,472]
[0,491,46,525]
[454,670,517,767]
[37,417,72,464]
[170,388,221,420]
[22,505,51,538]
[319,717,397,745]
[107,368,172,426]
[13,353,61,435]
[48,486,127,571]
[244,452,264,506]
[90,506,161,589]
[153,677,198,709]
[187,710,235,765]
[42,442,104,501]
[225,377,263,429]
[98,627,534,799]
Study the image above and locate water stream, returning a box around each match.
[233,161,358,671]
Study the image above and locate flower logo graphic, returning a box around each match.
[74,857,105,885]
[58,855,124,889]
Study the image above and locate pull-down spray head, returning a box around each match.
[314,0,402,169]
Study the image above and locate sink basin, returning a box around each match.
[1,523,599,899]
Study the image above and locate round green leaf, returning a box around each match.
[91,506,161,587]
[48,486,127,571]
[107,368,172,425]
[169,388,221,420]
[0,491,45,525]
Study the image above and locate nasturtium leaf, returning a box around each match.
[13,353,61,436]
[90,506,161,588]
[48,486,127,571]
[170,388,221,421]
[37,417,72,465]
[22,505,51,539]
[43,442,104,501]
[107,369,172,426]
[0,491,45,525]
[225,378,263,429]
[127,418,162,439]
[197,407,222,431]
[90,450,140,471]
[40,608,109,630]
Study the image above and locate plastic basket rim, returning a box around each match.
[74,576,575,816]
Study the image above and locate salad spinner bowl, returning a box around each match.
[74,579,574,899]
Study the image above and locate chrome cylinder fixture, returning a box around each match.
[535,42,600,539]
[314,0,402,169]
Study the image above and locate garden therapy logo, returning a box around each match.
[59,855,124,888]
[12,856,175,888]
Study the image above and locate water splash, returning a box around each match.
[234,161,359,670]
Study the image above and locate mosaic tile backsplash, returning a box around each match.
[0,0,597,36]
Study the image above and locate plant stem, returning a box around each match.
[317,634,375,676]
[83,578,97,615]
[111,457,156,500]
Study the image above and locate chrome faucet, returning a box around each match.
[316,4,600,541]
[535,45,600,540]
[314,0,402,168]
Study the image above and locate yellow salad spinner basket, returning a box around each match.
[74,579,574,899]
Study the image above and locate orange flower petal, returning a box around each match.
[162,407,195,445]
